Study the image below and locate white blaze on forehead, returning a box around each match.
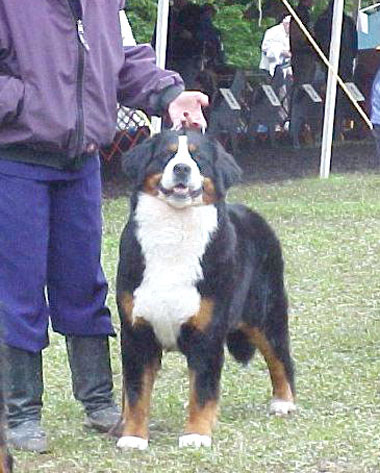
[177,135,192,160]
[160,135,202,190]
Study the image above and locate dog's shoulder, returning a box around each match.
[117,216,145,293]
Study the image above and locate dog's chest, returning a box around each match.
[132,194,218,349]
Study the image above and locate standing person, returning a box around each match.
[168,0,203,88]
[199,4,225,68]
[259,15,292,78]
[314,0,358,82]
[152,0,202,88]
[289,0,316,85]
[0,0,208,454]
[371,66,380,167]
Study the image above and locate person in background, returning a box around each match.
[0,0,208,454]
[314,0,358,82]
[289,0,316,85]
[167,0,203,88]
[199,4,225,68]
[370,65,380,167]
[259,15,292,79]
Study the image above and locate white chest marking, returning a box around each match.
[133,194,218,349]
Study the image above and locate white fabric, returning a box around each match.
[259,23,290,76]
[119,10,136,46]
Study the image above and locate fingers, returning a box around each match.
[168,91,209,131]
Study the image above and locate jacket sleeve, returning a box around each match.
[117,44,185,116]
[0,75,24,124]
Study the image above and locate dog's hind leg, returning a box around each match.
[240,323,296,416]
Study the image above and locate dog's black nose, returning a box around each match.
[173,163,191,177]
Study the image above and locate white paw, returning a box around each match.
[117,435,149,450]
[269,399,297,416]
[179,434,212,448]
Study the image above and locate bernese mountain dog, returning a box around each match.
[116,130,296,450]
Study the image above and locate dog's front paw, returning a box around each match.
[269,399,296,416]
[117,435,149,450]
[179,434,212,448]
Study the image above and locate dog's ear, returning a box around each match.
[212,139,242,195]
[121,136,156,187]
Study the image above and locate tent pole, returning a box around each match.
[152,0,170,134]
[320,0,345,179]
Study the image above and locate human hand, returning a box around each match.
[168,91,209,131]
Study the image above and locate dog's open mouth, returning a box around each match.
[172,183,190,197]
[159,183,202,199]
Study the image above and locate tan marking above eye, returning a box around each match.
[168,143,178,153]
[188,144,197,153]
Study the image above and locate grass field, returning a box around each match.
[13,167,380,473]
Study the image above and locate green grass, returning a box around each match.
[13,172,380,472]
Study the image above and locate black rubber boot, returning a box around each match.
[4,346,47,453]
[65,336,120,434]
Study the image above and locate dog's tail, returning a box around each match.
[226,329,256,365]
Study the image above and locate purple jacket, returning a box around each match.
[0,0,184,169]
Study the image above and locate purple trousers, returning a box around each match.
[0,157,114,353]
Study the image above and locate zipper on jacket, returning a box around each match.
[67,1,88,159]
[77,19,90,52]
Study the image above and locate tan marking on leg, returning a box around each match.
[0,446,11,473]
[242,325,294,402]
[0,449,6,473]
[121,360,160,440]
[202,177,218,205]
[143,173,162,196]
[188,298,214,332]
[118,291,134,323]
[117,291,148,327]
[184,370,218,436]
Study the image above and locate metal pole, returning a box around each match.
[320,0,345,179]
[152,0,170,134]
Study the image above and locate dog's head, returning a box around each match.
[122,130,242,209]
